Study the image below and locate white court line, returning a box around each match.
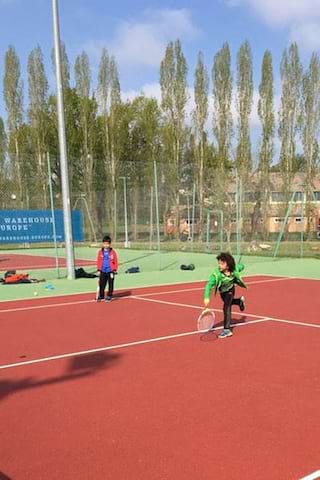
[1,289,319,331]
[270,318,320,330]
[131,296,320,329]
[246,277,292,285]
[254,273,320,283]
[299,470,320,480]
[131,295,269,320]
[135,276,292,297]
[0,273,288,305]
[0,276,290,315]
[0,299,95,314]
[0,260,95,270]
[0,317,270,371]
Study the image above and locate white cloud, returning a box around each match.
[122,83,273,134]
[122,83,162,102]
[84,8,199,68]
[226,0,320,51]
[114,8,199,67]
[227,0,320,27]
[289,22,320,51]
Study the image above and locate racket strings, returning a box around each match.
[197,310,215,331]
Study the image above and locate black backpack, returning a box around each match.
[180,264,195,271]
[75,268,98,279]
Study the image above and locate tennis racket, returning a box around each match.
[197,308,216,332]
[95,272,101,300]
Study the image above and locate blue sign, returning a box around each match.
[0,210,84,244]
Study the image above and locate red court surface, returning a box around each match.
[0,275,319,480]
[0,253,95,271]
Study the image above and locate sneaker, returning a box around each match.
[96,297,103,302]
[218,329,233,339]
[105,296,113,303]
[239,296,245,312]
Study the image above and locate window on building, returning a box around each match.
[244,192,260,202]
[271,192,285,202]
[295,217,302,223]
[225,193,236,202]
[274,218,284,223]
[294,192,304,202]
[313,191,320,201]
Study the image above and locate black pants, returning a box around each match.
[220,287,241,330]
[99,272,114,299]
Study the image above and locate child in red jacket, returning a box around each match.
[96,235,118,302]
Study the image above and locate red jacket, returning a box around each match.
[96,248,118,272]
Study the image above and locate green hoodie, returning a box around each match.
[204,263,246,302]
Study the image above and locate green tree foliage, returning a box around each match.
[236,41,253,174]
[28,45,50,203]
[279,43,303,181]
[160,39,188,237]
[258,50,275,239]
[212,43,233,171]
[3,46,24,204]
[193,51,209,235]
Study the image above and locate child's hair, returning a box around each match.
[216,252,236,272]
[102,235,112,243]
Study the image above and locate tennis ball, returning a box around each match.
[34,291,38,296]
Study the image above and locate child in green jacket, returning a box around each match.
[204,252,246,339]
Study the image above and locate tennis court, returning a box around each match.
[0,252,96,271]
[0,274,319,480]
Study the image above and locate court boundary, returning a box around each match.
[0,273,299,307]
[0,317,270,371]
[0,276,292,314]
[1,311,319,372]
[1,274,319,371]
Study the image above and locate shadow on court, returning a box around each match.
[0,351,121,403]
[0,472,12,480]
[200,315,248,342]
[114,290,132,299]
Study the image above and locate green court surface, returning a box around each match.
[1,246,319,302]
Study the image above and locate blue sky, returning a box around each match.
[1,0,320,147]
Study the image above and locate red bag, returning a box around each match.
[4,273,30,284]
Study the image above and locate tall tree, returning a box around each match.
[193,51,209,237]
[0,117,7,176]
[236,41,253,174]
[97,50,122,239]
[50,42,82,191]
[0,117,6,160]
[109,55,121,186]
[3,46,24,204]
[258,50,275,239]
[211,43,233,246]
[74,51,98,238]
[212,42,233,171]
[120,96,161,240]
[51,41,70,91]
[28,45,49,204]
[0,117,6,208]
[301,52,320,235]
[160,39,188,238]
[75,51,93,178]
[279,43,302,181]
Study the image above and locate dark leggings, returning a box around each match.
[220,287,241,330]
[99,272,114,299]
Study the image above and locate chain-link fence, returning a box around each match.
[1,155,320,266]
